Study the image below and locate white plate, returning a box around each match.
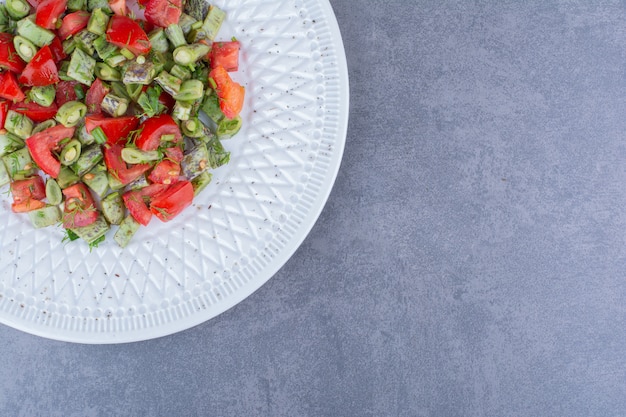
[0,0,349,343]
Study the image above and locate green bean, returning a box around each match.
[172,100,193,120]
[5,110,33,139]
[60,139,82,166]
[87,8,109,36]
[174,79,204,102]
[182,117,204,138]
[95,62,122,81]
[55,101,87,127]
[155,71,182,96]
[28,85,56,107]
[16,16,55,47]
[13,35,37,62]
[165,24,187,48]
[120,148,161,164]
[101,93,129,117]
[173,43,210,66]
[5,0,30,20]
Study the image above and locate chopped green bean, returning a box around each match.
[13,35,37,62]
[173,43,210,66]
[28,85,56,107]
[5,0,30,20]
[55,101,87,127]
[101,93,129,117]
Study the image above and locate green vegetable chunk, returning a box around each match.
[28,206,62,228]
[67,48,97,86]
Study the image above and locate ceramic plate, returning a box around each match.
[0,0,349,343]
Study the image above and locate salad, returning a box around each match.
[0,0,245,247]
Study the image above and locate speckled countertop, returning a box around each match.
[1,1,625,416]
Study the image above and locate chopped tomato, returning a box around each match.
[108,0,127,16]
[103,143,151,186]
[36,0,68,30]
[209,66,245,119]
[26,0,44,7]
[148,159,180,184]
[25,125,76,178]
[10,176,46,213]
[144,0,182,28]
[106,16,151,56]
[163,146,183,163]
[84,78,110,114]
[150,180,194,222]
[56,80,84,107]
[0,72,26,102]
[18,45,59,87]
[11,101,58,122]
[159,90,175,112]
[48,36,67,62]
[122,183,167,226]
[0,33,25,74]
[85,114,138,144]
[62,183,98,228]
[210,41,240,72]
[0,99,9,128]
[58,11,90,40]
[134,114,182,151]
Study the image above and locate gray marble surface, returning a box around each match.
[2,1,626,416]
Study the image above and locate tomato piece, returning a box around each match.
[0,72,25,102]
[85,114,138,144]
[144,0,182,28]
[10,176,46,213]
[58,11,90,40]
[48,36,67,62]
[150,180,194,222]
[36,0,67,30]
[55,80,84,107]
[11,101,58,122]
[62,183,98,228]
[210,41,240,72]
[148,159,180,184]
[18,45,59,87]
[108,0,127,16]
[26,0,44,7]
[25,125,76,178]
[209,66,245,119]
[163,146,183,163]
[0,99,9,128]
[0,33,25,74]
[103,143,151,186]
[84,78,110,114]
[122,183,167,226]
[134,114,181,151]
[106,16,151,56]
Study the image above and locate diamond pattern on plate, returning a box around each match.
[0,0,348,342]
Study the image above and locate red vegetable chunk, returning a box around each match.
[0,33,25,73]
[36,0,68,30]
[209,66,245,119]
[134,114,182,151]
[144,0,182,28]
[62,183,98,228]
[0,72,26,102]
[85,114,139,144]
[25,125,76,178]
[10,176,46,213]
[58,11,90,40]
[19,45,59,87]
[106,15,151,56]
[150,180,194,222]
[11,101,59,122]
[104,143,151,186]
[210,41,240,72]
